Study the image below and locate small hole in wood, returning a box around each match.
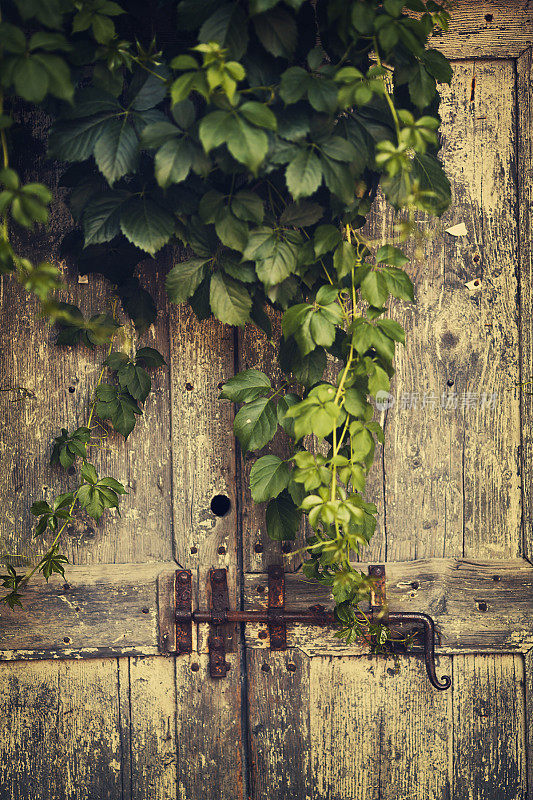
[447,379,454,387]
[411,581,419,590]
[254,542,264,553]
[68,386,75,394]
[287,662,297,672]
[190,546,198,555]
[492,574,501,582]
[141,607,149,614]
[256,585,265,594]
[217,545,226,555]
[484,13,493,21]
[63,583,70,591]
[258,630,268,639]
[185,382,194,391]
[474,279,480,287]
[477,601,488,612]
[190,662,200,672]
[75,607,80,612]
[473,254,480,263]
[217,381,224,390]
[282,543,292,554]
[63,637,71,644]
[261,663,271,672]
[211,494,231,517]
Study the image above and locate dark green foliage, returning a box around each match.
[0,0,452,641]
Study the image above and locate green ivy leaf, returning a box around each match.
[253,7,297,58]
[286,149,322,200]
[209,272,252,326]
[120,198,175,255]
[219,369,272,403]
[233,396,277,452]
[166,258,208,304]
[249,455,291,502]
[266,489,301,540]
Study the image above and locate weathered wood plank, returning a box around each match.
[517,49,533,564]
[169,306,245,790]
[244,559,533,654]
[0,562,170,658]
[0,659,125,800]
[453,654,527,799]
[380,61,520,562]
[0,559,531,657]
[175,652,244,800]
[309,655,453,800]
[427,2,533,59]
[129,656,177,800]
[247,649,310,800]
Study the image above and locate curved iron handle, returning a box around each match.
[388,611,451,690]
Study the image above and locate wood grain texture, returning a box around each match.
[169,307,245,791]
[0,659,125,800]
[453,654,527,800]
[378,61,520,562]
[0,562,170,658]
[517,48,533,564]
[244,560,533,654]
[310,655,452,800]
[128,657,177,800]
[247,649,310,800]
[175,652,244,800]
[427,2,533,59]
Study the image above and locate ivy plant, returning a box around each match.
[0,0,453,644]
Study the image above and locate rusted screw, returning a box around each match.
[269,565,283,578]
[178,571,189,584]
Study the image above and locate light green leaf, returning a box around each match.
[239,101,277,130]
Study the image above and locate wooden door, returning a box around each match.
[1,3,533,799]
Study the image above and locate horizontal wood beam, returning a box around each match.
[425,1,533,59]
[244,559,533,655]
[0,559,532,659]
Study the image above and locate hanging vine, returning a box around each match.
[0,0,452,643]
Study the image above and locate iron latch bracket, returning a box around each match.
[165,564,451,690]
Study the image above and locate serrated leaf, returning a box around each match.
[233,396,277,452]
[209,272,252,326]
[266,489,301,540]
[286,149,322,200]
[166,258,208,304]
[361,270,389,306]
[120,198,175,255]
[249,455,291,502]
[253,7,297,58]
[93,118,139,185]
[220,369,272,402]
[135,347,166,368]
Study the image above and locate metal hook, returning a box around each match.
[388,611,451,690]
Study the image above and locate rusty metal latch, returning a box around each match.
[169,564,451,690]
